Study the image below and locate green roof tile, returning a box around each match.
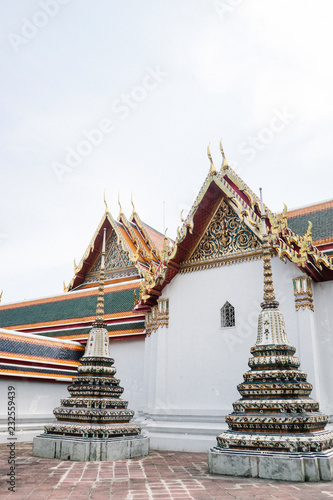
[0,288,138,328]
[288,208,333,241]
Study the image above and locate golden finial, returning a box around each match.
[104,189,109,213]
[163,228,170,259]
[259,188,278,309]
[305,221,313,240]
[63,281,68,293]
[131,192,137,216]
[220,139,229,170]
[95,228,107,323]
[118,192,124,219]
[207,143,217,175]
[180,209,185,223]
[0,290,3,303]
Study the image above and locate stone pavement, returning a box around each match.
[1,443,333,499]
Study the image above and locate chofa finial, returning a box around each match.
[220,139,229,170]
[207,143,217,175]
[131,192,137,216]
[104,189,109,213]
[118,192,124,218]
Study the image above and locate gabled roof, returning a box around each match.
[67,207,163,292]
[136,143,333,309]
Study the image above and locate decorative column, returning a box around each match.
[292,276,320,403]
[33,228,149,461]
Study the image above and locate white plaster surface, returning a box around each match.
[208,449,333,481]
[141,257,314,451]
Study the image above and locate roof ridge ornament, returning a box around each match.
[260,187,279,310]
[95,228,107,324]
[118,192,124,219]
[104,189,109,213]
[207,143,217,175]
[131,192,137,217]
[220,138,230,170]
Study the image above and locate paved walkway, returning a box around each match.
[1,443,333,499]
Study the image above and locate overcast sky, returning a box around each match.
[1,0,333,304]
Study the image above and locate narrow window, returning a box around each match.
[221,301,235,328]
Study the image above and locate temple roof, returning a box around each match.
[67,208,163,292]
[136,142,333,309]
[0,283,145,342]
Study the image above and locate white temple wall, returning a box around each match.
[109,336,145,416]
[0,380,68,443]
[141,256,318,451]
[312,280,333,419]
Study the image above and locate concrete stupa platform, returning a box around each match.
[33,434,149,462]
[208,447,333,482]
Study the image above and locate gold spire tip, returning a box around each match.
[207,142,217,175]
[104,189,109,213]
[220,139,229,170]
[131,192,137,216]
[118,192,124,218]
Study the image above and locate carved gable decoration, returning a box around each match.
[182,200,262,272]
[85,231,135,283]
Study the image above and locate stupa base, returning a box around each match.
[33,434,149,462]
[208,447,333,482]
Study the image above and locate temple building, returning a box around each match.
[1,142,333,457]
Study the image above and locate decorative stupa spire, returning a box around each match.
[255,189,288,346]
[95,227,106,324]
[259,188,278,310]
[40,225,143,443]
[211,188,333,459]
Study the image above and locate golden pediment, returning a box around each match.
[181,200,262,272]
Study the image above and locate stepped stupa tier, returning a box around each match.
[43,341,141,438]
[209,192,333,481]
[215,240,333,453]
[33,228,148,460]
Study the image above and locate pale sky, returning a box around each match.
[1,0,333,304]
